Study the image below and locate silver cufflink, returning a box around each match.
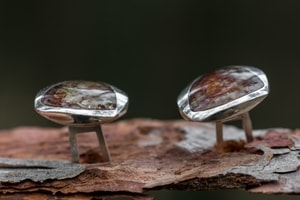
[177,65,269,144]
[34,80,128,163]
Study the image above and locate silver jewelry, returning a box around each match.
[34,80,128,163]
[177,65,269,144]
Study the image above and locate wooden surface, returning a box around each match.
[0,118,299,199]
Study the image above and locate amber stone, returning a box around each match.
[189,66,264,111]
[41,81,117,110]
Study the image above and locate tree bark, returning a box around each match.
[0,118,298,199]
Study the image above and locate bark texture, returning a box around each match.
[0,118,298,199]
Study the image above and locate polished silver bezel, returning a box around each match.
[34,81,129,126]
[177,66,269,122]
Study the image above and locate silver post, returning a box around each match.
[242,112,253,142]
[68,125,111,163]
[68,126,80,163]
[95,125,111,162]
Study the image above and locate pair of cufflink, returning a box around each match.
[34,65,269,163]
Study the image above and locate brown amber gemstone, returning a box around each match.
[41,81,117,110]
[188,66,264,111]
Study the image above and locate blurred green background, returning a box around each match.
[1,1,300,199]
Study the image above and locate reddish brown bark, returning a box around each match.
[0,118,298,199]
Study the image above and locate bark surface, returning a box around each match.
[0,118,298,199]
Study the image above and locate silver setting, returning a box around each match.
[34,80,129,163]
[35,83,128,126]
[177,65,269,143]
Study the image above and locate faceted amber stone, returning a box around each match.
[41,81,117,110]
[189,66,264,111]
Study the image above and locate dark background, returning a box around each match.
[1,1,300,199]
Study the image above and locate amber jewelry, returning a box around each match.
[34,80,128,163]
[177,65,269,144]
